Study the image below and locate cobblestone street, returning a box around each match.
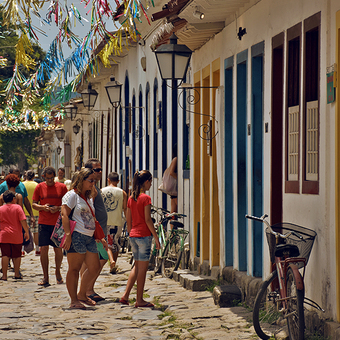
[0,250,257,339]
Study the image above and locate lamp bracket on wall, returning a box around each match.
[179,85,219,141]
[237,27,247,40]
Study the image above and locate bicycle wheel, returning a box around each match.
[253,270,284,340]
[148,233,162,273]
[161,234,182,278]
[286,267,305,340]
[154,250,162,274]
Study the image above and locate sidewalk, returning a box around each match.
[0,250,257,340]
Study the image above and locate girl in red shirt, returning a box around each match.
[0,190,29,280]
[119,170,160,308]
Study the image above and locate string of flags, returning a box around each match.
[0,0,154,131]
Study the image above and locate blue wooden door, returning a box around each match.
[237,50,248,272]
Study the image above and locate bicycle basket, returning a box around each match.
[265,223,317,268]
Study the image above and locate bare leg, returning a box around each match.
[12,257,21,278]
[54,247,63,281]
[40,245,49,282]
[66,253,85,306]
[1,256,9,280]
[85,259,107,296]
[120,264,137,301]
[112,251,119,263]
[135,261,150,305]
[109,250,119,272]
[78,252,101,301]
[107,248,115,265]
[79,262,86,277]
[170,197,177,214]
[33,233,39,248]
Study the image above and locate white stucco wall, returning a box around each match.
[189,0,339,319]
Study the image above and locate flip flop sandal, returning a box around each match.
[110,265,118,274]
[119,298,129,305]
[14,275,23,280]
[69,303,86,310]
[88,293,105,302]
[78,298,96,306]
[135,302,154,308]
[57,278,64,284]
[38,279,50,287]
[0,277,7,281]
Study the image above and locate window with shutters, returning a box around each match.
[302,13,320,194]
[285,24,301,193]
[288,105,299,181]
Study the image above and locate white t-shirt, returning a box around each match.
[62,190,95,237]
[101,186,125,227]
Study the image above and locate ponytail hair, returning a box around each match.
[131,170,152,201]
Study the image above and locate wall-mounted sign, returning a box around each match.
[327,71,335,104]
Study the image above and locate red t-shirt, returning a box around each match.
[32,182,68,225]
[0,204,26,244]
[128,193,152,237]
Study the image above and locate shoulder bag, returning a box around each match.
[50,208,76,248]
[80,194,105,240]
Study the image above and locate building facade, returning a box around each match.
[44,0,340,323]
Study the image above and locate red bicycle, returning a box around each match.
[246,214,324,340]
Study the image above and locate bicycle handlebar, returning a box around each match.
[245,213,304,241]
[151,206,186,223]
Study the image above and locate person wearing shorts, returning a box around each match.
[102,171,127,274]
[32,166,68,287]
[80,158,108,303]
[61,167,108,310]
[119,170,160,308]
[0,190,30,280]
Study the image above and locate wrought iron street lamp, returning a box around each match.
[55,127,65,141]
[154,33,192,81]
[105,76,122,107]
[64,104,78,120]
[73,122,81,135]
[81,83,98,109]
[56,146,62,155]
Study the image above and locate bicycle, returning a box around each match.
[149,206,188,278]
[119,222,129,254]
[245,214,324,340]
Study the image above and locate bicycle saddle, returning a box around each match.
[170,221,184,229]
[274,244,300,258]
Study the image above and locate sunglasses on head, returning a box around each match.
[93,168,102,172]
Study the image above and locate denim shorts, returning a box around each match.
[129,236,152,261]
[67,231,98,254]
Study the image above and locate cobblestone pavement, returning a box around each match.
[0,250,258,339]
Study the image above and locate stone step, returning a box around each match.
[212,285,242,307]
[173,269,215,291]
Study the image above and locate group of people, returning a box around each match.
[0,159,163,310]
